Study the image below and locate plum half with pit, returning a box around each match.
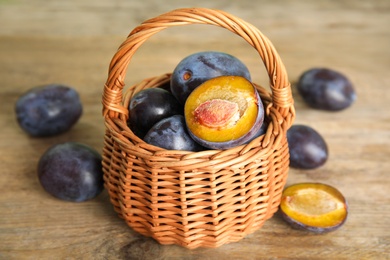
[143,115,204,151]
[171,51,251,104]
[287,124,328,169]
[128,88,183,138]
[15,84,82,137]
[184,76,264,150]
[297,68,356,111]
[280,183,348,233]
[37,142,104,202]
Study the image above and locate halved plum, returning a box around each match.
[184,75,264,150]
[280,183,348,233]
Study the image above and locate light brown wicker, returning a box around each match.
[102,7,295,249]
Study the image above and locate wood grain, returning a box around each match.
[1,0,389,259]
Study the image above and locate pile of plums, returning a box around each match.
[128,51,265,151]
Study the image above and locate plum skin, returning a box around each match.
[170,51,251,104]
[15,84,82,137]
[287,125,328,169]
[143,115,204,151]
[280,209,348,233]
[128,88,183,138]
[297,68,356,111]
[37,142,104,202]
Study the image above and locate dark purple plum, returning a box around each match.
[128,88,183,138]
[297,68,356,111]
[15,84,82,137]
[287,125,328,169]
[171,51,251,104]
[143,115,204,151]
[158,80,172,93]
[38,142,104,202]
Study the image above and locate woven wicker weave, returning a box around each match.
[102,7,295,249]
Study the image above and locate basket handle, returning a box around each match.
[102,7,295,127]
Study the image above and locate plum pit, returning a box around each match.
[194,99,240,128]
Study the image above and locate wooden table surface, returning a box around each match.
[1,1,389,259]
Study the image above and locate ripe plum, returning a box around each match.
[15,84,82,137]
[143,115,204,151]
[185,76,264,150]
[297,68,356,111]
[280,183,348,233]
[171,51,251,104]
[128,88,183,138]
[287,125,328,169]
[37,142,104,202]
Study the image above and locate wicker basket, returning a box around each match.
[102,7,295,249]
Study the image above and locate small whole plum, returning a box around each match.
[37,142,104,202]
[287,124,328,169]
[128,88,183,138]
[143,115,204,151]
[15,84,82,137]
[297,68,356,111]
[171,51,251,104]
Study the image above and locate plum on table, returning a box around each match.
[296,68,356,111]
[287,124,328,169]
[38,142,104,202]
[280,183,348,233]
[15,84,82,137]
